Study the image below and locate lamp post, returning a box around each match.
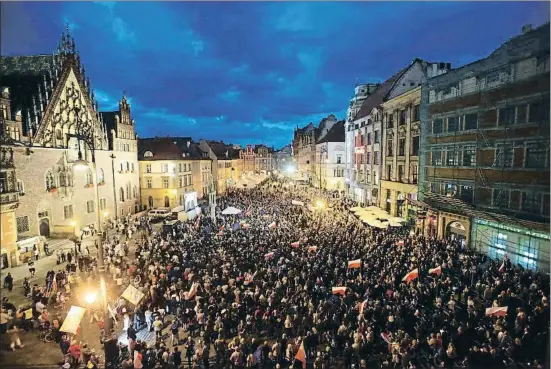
[70,105,111,336]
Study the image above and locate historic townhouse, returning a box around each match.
[348,59,449,207]
[199,140,242,195]
[315,121,346,192]
[138,137,207,211]
[419,23,550,269]
[0,28,140,266]
[273,144,293,173]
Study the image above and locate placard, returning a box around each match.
[60,306,87,335]
[121,284,145,305]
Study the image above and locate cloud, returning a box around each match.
[2,1,549,149]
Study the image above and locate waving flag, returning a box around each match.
[268,222,277,230]
[428,266,442,275]
[185,282,198,300]
[381,332,391,344]
[397,240,405,246]
[194,215,201,230]
[308,246,318,252]
[402,268,419,283]
[217,231,223,236]
[264,252,275,260]
[295,342,306,368]
[291,241,300,248]
[358,299,368,315]
[219,225,225,231]
[241,223,250,229]
[244,271,257,285]
[245,205,252,217]
[348,259,361,269]
[332,287,347,296]
[485,306,508,317]
[499,260,506,273]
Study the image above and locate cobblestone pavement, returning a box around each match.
[0,227,137,368]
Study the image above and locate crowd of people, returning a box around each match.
[2,178,550,369]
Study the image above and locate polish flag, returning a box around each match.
[397,240,405,246]
[291,241,300,248]
[185,282,198,300]
[307,246,318,252]
[428,266,442,275]
[219,225,225,231]
[194,215,201,230]
[402,268,419,283]
[332,287,347,296]
[358,300,368,315]
[381,332,391,344]
[264,252,275,260]
[241,223,250,229]
[499,260,506,273]
[217,231,223,236]
[485,306,508,317]
[268,222,277,230]
[244,271,257,285]
[245,205,252,217]
[348,259,361,269]
[294,342,307,368]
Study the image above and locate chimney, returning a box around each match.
[522,24,532,34]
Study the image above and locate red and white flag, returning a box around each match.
[264,252,275,260]
[294,342,307,368]
[332,287,347,296]
[499,261,506,273]
[485,306,508,317]
[381,332,391,344]
[244,271,257,285]
[397,240,405,246]
[402,268,419,283]
[245,205,252,217]
[358,299,368,315]
[428,266,442,275]
[185,282,198,300]
[348,259,361,269]
[291,241,300,248]
[268,222,277,230]
[241,223,250,229]
[217,231,223,236]
[194,215,201,230]
[307,246,318,252]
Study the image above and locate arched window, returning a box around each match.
[144,151,153,158]
[119,163,124,172]
[45,170,56,190]
[98,168,105,183]
[85,169,93,185]
[126,182,131,198]
[59,172,67,187]
[148,196,153,208]
[133,186,138,199]
[119,187,125,202]
[126,162,130,171]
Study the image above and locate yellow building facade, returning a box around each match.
[138,138,209,210]
[379,87,421,221]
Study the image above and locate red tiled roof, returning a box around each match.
[353,65,411,121]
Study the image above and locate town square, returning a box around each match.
[0,2,549,369]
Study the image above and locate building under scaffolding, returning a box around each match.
[418,23,550,270]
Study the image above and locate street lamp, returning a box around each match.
[69,104,111,336]
[85,291,98,305]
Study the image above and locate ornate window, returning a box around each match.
[59,172,67,187]
[45,170,56,190]
[85,169,93,185]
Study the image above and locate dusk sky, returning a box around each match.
[2,2,549,149]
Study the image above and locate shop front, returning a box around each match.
[471,218,550,271]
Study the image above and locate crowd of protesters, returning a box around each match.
[2,178,550,369]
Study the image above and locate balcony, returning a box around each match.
[0,191,19,211]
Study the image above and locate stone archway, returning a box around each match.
[39,218,50,237]
[446,220,467,244]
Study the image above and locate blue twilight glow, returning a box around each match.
[1,2,549,148]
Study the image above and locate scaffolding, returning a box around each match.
[419,29,550,270]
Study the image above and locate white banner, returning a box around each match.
[60,306,87,335]
[292,200,305,206]
[121,284,145,306]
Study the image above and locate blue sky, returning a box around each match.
[2,2,549,149]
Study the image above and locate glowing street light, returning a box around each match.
[316,200,326,209]
[85,291,97,305]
